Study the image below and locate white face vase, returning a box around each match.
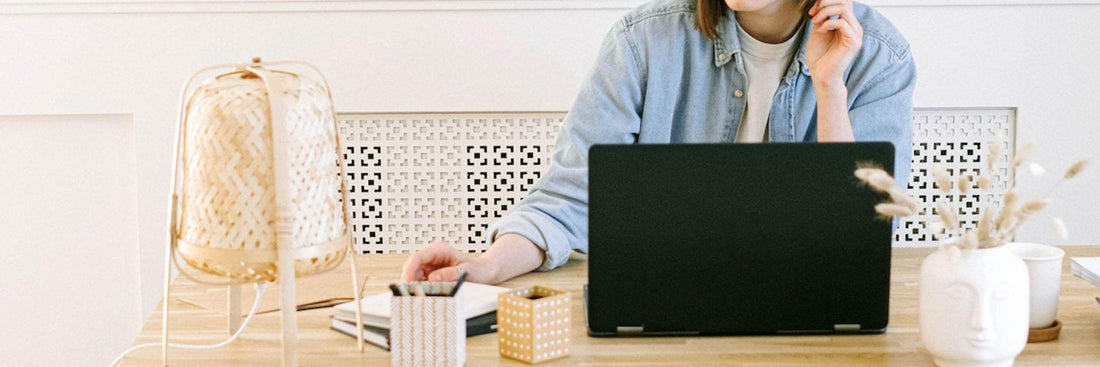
[920,245,1029,367]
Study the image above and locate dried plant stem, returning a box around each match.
[976,209,994,247]
[875,203,914,218]
[1065,159,1090,179]
[1013,140,1035,167]
[932,167,952,194]
[937,203,959,231]
[959,175,971,194]
[987,140,1001,170]
[888,187,919,211]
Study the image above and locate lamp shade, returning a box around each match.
[174,61,349,283]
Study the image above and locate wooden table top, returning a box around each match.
[122,247,1100,366]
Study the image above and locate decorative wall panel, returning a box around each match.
[339,108,1015,253]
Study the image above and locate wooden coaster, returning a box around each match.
[1027,319,1062,343]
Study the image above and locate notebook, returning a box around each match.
[330,312,498,350]
[330,282,510,349]
[1071,257,1100,310]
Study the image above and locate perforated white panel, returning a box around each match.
[338,113,562,253]
[895,108,1016,246]
[339,108,1015,253]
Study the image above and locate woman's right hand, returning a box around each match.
[400,234,546,285]
[401,241,481,282]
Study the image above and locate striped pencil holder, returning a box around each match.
[390,281,466,367]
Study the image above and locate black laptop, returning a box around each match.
[585,142,895,336]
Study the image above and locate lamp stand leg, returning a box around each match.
[161,243,173,366]
[277,256,298,367]
[228,283,242,335]
[348,246,365,351]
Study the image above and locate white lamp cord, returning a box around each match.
[109,282,269,367]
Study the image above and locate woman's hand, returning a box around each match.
[401,242,486,283]
[400,234,545,285]
[805,0,863,89]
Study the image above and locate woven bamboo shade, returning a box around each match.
[175,66,349,283]
[160,59,366,366]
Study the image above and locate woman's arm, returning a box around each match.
[402,19,645,284]
[806,0,862,142]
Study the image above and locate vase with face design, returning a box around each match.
[919,244,1029,367]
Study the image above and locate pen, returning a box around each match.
[449,272,468,297]
[413,284,426,297]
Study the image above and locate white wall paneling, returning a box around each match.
[2,0,1100,14]
[0,114,140,367]
[2,1,1098,365]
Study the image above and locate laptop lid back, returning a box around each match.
[587,143,895,336]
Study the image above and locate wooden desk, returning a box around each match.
[122,247,1100,366]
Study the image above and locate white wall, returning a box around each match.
[0,115,140,366]
[1,1,1098,365]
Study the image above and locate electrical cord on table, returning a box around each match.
[109,282,268,366]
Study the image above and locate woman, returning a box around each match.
[402,0,915,284]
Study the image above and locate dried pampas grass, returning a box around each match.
[962,231,979,250]
[1052,218,1069,240]
[976,209,993,246]
[889,187,919,211]
[875,203,914,218]
[1064,159,1090,180]
[1013,140,1035,167]
[937,203,959,230]
[1003,188,1018,207]
[854,167,880,181]
[867,172,895,192]
[1019,198,1050,217]
[977,174,993,191]
[932,166,952,193]
[852,144,1085,250]
[987,140,1001,170]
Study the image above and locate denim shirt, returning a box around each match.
[487,0,916,270]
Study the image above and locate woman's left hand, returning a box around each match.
[805,0,863,89]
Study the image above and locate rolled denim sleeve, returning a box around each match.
[848,50,917,188]
[486,20,644,271]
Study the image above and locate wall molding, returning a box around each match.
[2,0,1098,15]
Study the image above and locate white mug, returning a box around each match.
[1004,242,1065,329]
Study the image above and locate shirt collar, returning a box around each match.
[713,13,812,77]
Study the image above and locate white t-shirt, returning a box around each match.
[734,27,799,143]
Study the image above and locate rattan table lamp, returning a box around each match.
[161,58,365,366]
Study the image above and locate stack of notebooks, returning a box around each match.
[1071,257,1100,311]
[330,283,510,350]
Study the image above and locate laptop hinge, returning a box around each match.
[834,324,861,334]
[616,326,644,336]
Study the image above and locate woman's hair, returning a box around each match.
[695,0,814,40]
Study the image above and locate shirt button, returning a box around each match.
[734,89,744,98]
[718,54,728,62]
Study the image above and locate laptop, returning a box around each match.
[585,142,895,336]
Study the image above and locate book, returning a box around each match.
[330,282,510,349]
[1071,257,1100,311]
[330,311,498,350]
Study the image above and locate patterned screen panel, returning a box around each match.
[338,108,1015,253]
[338,113,562,253]
[896,108,1016,246]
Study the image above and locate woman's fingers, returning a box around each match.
[427,266,463,282]
[809,0,822,16]
[400,242,461,281]
[815,18,859,45]
[810,4,850,25]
